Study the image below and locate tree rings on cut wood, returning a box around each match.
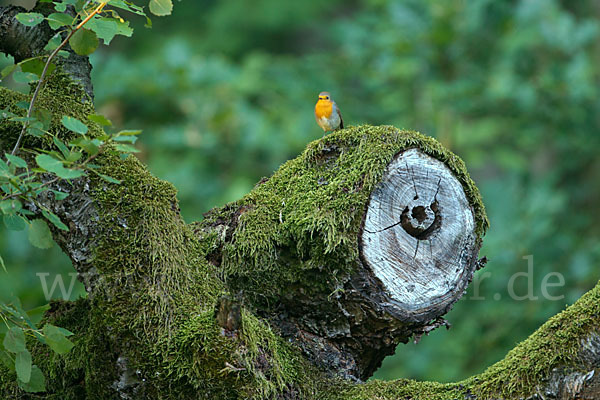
[361,148,479,322]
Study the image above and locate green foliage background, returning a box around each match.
[1,0,599,383]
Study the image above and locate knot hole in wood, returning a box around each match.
[400,199,441,240]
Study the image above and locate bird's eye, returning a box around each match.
[325,96,329,100]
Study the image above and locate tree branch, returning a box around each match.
[0,5,53,63]
[0,67,598,400]
[0,4,94,100]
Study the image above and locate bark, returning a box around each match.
[1,14,600,399]
[196,144,485,381]
[0,4,94,100]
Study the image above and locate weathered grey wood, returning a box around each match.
[361,148,479,322]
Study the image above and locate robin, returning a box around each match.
[314,91,343,134]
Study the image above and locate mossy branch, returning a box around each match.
[9,2,107,159]
[0,75,598,399]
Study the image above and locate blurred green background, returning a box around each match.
[1,0,599,383]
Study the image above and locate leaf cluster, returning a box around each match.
[0,299,73,393]
[0,0,176,393]
[0,108,140,251]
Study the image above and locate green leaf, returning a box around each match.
[54,2,67,12]
[28,219,54,249]
[42,324,74,355]
[87,17,118,45]
[19,58,54,78]
[46,12,73,30]
[4,214,27,231]
[35,154,61,170]
[109,0,147,16]
[149,0,172,16]
[87,113,112,126]
[0,254,5,273]
[114,143,140,153]
[27,123,46,137]
[15,101,30,110]
[12,71,39,83]
[0,199,22,215]
[15,350,32,383]
[34,108,52,130]
[11,115,42,122]
[61,116,88,134]
[69,28,99,56]
[116,129,142,136]
[19,58,43,76]
[26,304,50,325]
[3,327,26,353]
[0,302,21,320]
[115,19,134,37]
[71,137,100,155]
[51,190,69,200]
[96,172,121,184]
[65,151,82,163]
[0,158,12,178]
[0,108,17,119]
[44,34,62,52]
[5,154,28,168]
[113,135,137,143]
[53,136,70,158]
[18,365,45,393]
[41,209,68,231]
[36,154,84,179]
[15,12,44,27]
[1,64,17,79]
[56,327,74,337]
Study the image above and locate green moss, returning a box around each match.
[1,76,598,399]
[2,79,489,399]
[237,308,319,398]
[0,366,18,399]
[329,379,466,400]
[1,77,324,398]
[0,71,102,155]
[32,298,119,400]
[467,279,600,398]
[319,280,600,400]
[206,125,488,307]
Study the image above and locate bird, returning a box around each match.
[314,91,343,134]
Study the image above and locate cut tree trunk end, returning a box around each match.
[361,148,480,323]
[199,127,488,381]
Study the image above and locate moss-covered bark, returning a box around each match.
[1,75,598,399]
[195,124,487,380]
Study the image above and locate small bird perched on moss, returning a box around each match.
[314,91,343,134]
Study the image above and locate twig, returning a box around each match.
[9,2,107,159]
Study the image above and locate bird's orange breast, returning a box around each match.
[315,100,333,119]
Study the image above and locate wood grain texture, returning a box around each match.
[361,148,479,322]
